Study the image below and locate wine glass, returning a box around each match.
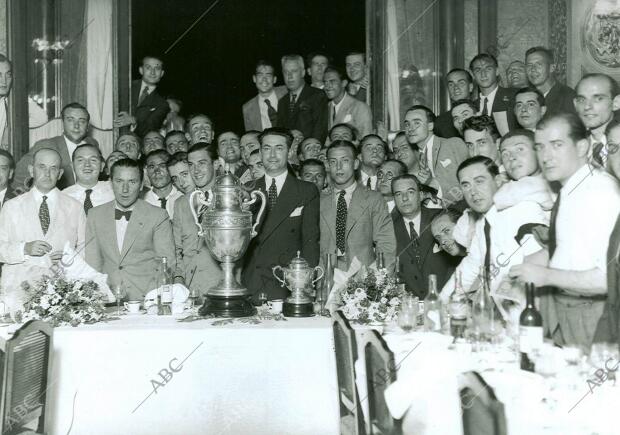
[398,295,419,333]
[115,283,127,315]
[258,292,268,307]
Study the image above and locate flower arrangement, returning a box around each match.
[21,275,107,327]
[339,267,404,324]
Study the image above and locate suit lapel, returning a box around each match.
[120,201,145,262]
[393,211,416,262]
[418,208,436,263]
[251,96,262,129]
[431,136,441,170]
[320,191,337,245]
[336,94,354,124]
[103,203,122,259]
[259,174,298,242]
[345,186,368,238]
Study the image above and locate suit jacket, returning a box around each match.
[242,174,320,301]
[544,82,576,116]
[391,207,460,298]
[1,186,18,206]
[434,110,460,139]
[594,213,620,344]
[12,135,100,192]
[172,193,225,293]
[474,86,518,134]
[276,85,328,143]
[85,199,176,301]
[0,188,85,296]
[319,184,396,271]
[328,93,373,140]
[130,80,170,138]
[242,86,287,131]
[427,135,469,200]
[348,86,367,103]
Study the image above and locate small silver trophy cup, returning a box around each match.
[272,252,323,317]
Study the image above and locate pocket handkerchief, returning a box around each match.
[290,206,304,217]
[343,114,352,123]
[440,158,452,168]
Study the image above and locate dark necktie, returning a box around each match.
[115,209,132,220]
[138,86,149,105]
[264,99,278,126]
[483,218,492,284]
[548,192,561,258]
[482,97,489,116]
[366,177,372,189]
[159,197,168,209]
[268,178,277,210]
[336,190,347,254]
[592,142,606,167]
[39,195,50,235]
[332,104,337,125]
[289,93,297,116]
[409,221,421,265]
[84,189,93,215]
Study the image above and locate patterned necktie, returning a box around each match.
[159,197,167,209]
[138,86,150,105]
[289,93,297,116]
[483,218,492,284]
[84,189,93,215]
[409,221,421,265]
[264,99,278,126]
[482,97,489,116]
[336,190,347,255]
[39,195,50,235]
[268,178,277,210]
[592,142,607,168]
[548,192,561,258]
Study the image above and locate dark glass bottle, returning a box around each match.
[519,283,543,372]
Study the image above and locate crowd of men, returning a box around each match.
[0,45,620,352]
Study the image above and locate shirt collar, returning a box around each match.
[151,185,178,200]
[561,163,595,195]
[265,171,288,186]
[291,84,305,99]
[64,134,86,146]
[141,81,156,94]
[32,186,59,202]
[331,93,347,111]
[336,182,357,196]
[115,200,136,212]
[481,84,499,101]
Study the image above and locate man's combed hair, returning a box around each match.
[185,113,214,133]
[299,158,326,174]
[110,158,144,181]
[327,140,358,158]
[187,142,218,162]
[0,149,15,170]
[525,46,554,63]
[500,129,535,149]
[391,173,420,193]
[450,99,477,114]
[323,66,345,81]
[514,86,546,107]
[0,54,12,70]
[164,130,186,141]
[469,53,498,70]
[405,105,436,124]
[141,54,164,67]
[446,68,473,84]
[167,151,188,167]
[457,156,500,181]
[259,127,293,148]
[329,123,358,142]
[61,102,90,122]
[432,207,464,225]
[306,52,332,67]
[281,54,304,69]
[71,144,103,162]
[255,59,276,73]
[579,73,620,98]
[536,113,588,143]
[145,149,171,163]
[462,115,500,141]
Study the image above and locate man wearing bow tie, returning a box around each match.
[86,158,175,301]
[0,148,85,304]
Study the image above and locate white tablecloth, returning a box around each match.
[41,314,339,435]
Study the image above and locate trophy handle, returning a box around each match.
[189,190,211,236]
[312,266,324,286]
[246,190,267,238]
[272,265,286,287]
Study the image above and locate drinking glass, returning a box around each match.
[398,295,419,333]
[257,292,268,306]
[115,284,127,315]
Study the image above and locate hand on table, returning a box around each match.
[24,240,52,257]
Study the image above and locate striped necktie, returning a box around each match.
[84,189,93,215]
[39,195,50,235]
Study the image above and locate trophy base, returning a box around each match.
[283,302,314,317]
[199,295,256,318]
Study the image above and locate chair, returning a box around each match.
[459,371,507,435]
[363,330,401,435]
[0,320,54,435]
[332,310,365,435]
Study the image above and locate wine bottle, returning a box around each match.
[471,265,498,343]
[449,272,468,339]
[377,251,385,270]
[394,257,406,293]
[424,275,442,332]
[158,257,172,315]
[519,282,543,372]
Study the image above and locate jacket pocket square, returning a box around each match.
[440,158,452,168]
[149,107,156,111]
[343,114,352,123]
[290,206,304,217]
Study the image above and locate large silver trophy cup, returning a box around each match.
[190,173,266,317]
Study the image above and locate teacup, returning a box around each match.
[171,302,185,315]
[267,299,283,314]
[124,301,141,314]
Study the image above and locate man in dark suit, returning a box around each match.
[86,158,175,300]
[391,174,459,297]
[114,55,170,138]
[12,102,99,191]
[0,149,16,205]
[470,53,518,135]
[345,52,368,103]
[276,55,328,143]
[525,46,576,116]
[594,213,620,345]
[435,69,474,139]
[242,127,320,302]
[242,60,287,131]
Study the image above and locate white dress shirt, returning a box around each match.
[442,201,548,301]
[143,185,183,218]
[330,95,346,123]
[63,181,114,209]
[138,81,156,101]
[360,171,378,190]
[403,212,422,238]
[478,85,498,115]
[115,203,133,252]
[265,171,288,197]
[550,164,620,281]
[259,90,280,130]
[0,187,6,206]
[333,182,358,208]
[0,97,7,145]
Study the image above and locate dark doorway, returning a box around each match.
[132,0,365,134]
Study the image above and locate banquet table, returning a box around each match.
[33,313,340,435]
[354,326,620,435]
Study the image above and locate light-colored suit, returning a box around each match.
[242,86,287,132]
[319,184,396,271]
[0,188,86,295]
[172,193,224,293]
[427,135,469,201]
[328,93,373,140]
[85,199,175,300]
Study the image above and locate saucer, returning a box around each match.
[123,310,146,316]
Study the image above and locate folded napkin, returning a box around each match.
[326,257,362,313]
[61,242,116,303]
[144,284,190,308]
